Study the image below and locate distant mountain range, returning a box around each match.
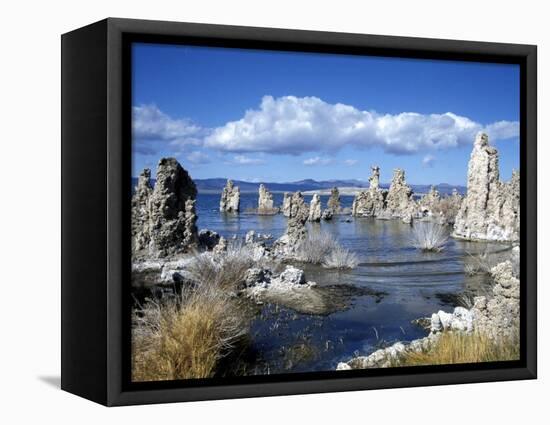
[132,177,466,196]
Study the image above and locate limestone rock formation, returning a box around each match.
[471,260,519,341]
[327,187,341,213]
[131,158,198,258]
[219,179,240,213]
[385,168,416,219]
[258,184,277,214]
[182,199,199,250]
[453,133,519,242]
[282,192,292,217]
[276,192,309,252]
[132,168,153,251]
[369,165,380,189]
[309,194,322,222]
[352,165,386,217]
[419,186,441,215]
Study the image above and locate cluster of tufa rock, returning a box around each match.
[309,194,322,222]
[327,187,341,213]
[352,165,387,218]
[276,192,310,253]
[384,168,417,222]
[132,158,198,258]
[219,179,240,213]
[258,184,278,214]
[453,133,519,242]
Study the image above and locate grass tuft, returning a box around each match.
[132,283,248,381]
[323,245,360,269]
[411,222,448,252]
[296,231,338,264]
[396,331,519,366]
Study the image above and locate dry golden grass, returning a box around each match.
[397,331,519,367]
[132,284,248,381]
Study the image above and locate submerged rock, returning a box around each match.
[453,133,519,242]
[132,158,198,258]
[309,194,322,222]
[321,209,334,221]
[219,179,240,213]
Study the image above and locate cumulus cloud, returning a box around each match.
[422,154,436,167]
[344,159,359,166]
[133,104,204,148]
[186,151,211,165]
[225,155,266,166]
[303,156,334,166]
[204,96,519,155]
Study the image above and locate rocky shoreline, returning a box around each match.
[336,251,519,370]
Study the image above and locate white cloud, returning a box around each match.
[422,154,436,167]
[186,151,211,165]
[133,104,203,148]
[225,155,266,165]
[303,156,334,166]
[344,159,359,166]
[204,96,519,155]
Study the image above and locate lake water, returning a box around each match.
[195,192,508,375]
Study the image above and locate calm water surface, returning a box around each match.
[196,192,508,375]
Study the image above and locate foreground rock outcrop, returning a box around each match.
[337,258,519,370]
[132,158,198,258]
[219,179,240,213]
[453,133,519,242]
[352,166,386,217]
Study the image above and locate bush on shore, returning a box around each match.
[396,331,519,367]
[132,282,249,381]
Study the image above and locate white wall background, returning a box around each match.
[0,0,546,422]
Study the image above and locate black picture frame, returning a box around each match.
[61,17,537,406]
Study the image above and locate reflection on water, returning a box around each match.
[196,193,510,374]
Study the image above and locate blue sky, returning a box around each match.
[132,43,520,186]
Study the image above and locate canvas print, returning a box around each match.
[130,43,520,382]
